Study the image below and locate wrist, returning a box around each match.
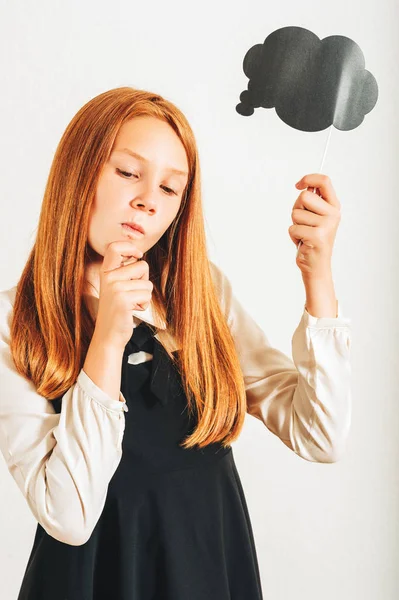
[91,328,126,355]
[302,272,338,318]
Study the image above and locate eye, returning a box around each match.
[116,168,138,179]
[116,169,177,196]
[162,186,177,196]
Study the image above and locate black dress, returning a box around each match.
[17,322,264,600]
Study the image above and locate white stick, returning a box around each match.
[297,125,333,251]
[318,125,333,174]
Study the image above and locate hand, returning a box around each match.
[94,240,154,350]
[288,173,341,280]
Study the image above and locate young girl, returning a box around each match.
[0,87,351,600]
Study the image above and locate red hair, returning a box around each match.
[10,87,247,449]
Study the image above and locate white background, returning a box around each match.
[0,0,398,598]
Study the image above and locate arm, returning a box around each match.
[210,261,352,463]
[0,289,128,546]
[83,329,126,402]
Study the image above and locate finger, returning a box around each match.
[295,174,339,207]
[298,191,334,216]
[307,186,322,196]
[102,240,143,274]
[292,207,320,226]
[289,227,302,248]
[107,258,149,282]
[121,255,141,267]
[289,224,315,248]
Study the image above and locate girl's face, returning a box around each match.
[86,115,189,265]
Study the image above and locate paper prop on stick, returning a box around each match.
[236,26,379,251]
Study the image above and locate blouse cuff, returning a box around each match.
[78,369,128,412]
[303,299,351,328]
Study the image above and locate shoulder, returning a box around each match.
[209,260,231,291]
[0,285,17,343]
[0,285,17,307]
[209,260,234,324]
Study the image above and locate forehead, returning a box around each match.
[112,116,189,178]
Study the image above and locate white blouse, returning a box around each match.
[0,261,351,546]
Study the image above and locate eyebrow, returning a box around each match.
[115,148,188,178]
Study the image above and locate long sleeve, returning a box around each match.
[0,289,128,546]
[210,261,352,463]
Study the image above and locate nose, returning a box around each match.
[131,184,158,213]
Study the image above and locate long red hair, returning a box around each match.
[9,87,247,449]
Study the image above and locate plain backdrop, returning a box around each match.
[0,0,398,598]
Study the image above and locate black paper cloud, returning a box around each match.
[236,26,378,132]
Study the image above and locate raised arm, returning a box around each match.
[210,261,352,463]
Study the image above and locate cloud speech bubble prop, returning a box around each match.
[236,26,379,255]
[236,26,379,132]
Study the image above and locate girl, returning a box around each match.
[0,87,351,600]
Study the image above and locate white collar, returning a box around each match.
[132,301,167,330]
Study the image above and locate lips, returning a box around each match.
[123,222,145,234]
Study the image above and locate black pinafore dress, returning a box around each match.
[17,322,264,600]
